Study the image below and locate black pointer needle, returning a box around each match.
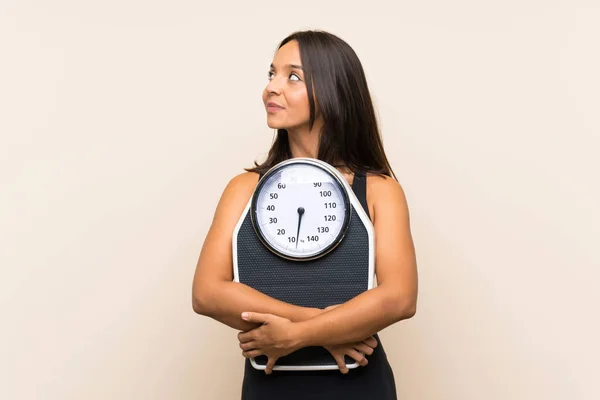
[295,207,305,248]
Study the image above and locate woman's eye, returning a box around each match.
[267,71,301,81]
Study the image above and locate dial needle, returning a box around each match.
[295,207,305,248]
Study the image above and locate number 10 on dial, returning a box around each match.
[250,159,351,261]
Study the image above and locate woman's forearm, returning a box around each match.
[294,285,416,347]
[193,281,321,331]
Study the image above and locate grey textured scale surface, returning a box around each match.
[235,204,370,368]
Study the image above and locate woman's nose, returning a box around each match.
[266,77,283,95]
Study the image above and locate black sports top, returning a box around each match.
[240,171,397,400]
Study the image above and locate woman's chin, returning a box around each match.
[266,119,285,130]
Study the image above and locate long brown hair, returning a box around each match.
[246,30,396,180]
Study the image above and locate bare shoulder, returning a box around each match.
[223,171,261,197]
[193,171,261,286]
[365,173,410,225]
[212,171,260,225]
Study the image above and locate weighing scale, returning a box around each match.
[233,158,375,371]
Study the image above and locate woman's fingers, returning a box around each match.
[362,335,378,349]
[353,342,374,356]
[239,340,257,351]
[265,357,278,374]
[333,353,349,374]
[346,349,368,367]
[237,331,255,344]
[325,343,372,374]
[241,349,263,358]
[324,346,349,374]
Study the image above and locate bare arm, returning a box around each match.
[289,175,418,346]
[192,172,320,331]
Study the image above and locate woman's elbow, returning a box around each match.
[387,292,417,322]
[192,285,214,316]
[192,295,206,315]
[400,300,417,320]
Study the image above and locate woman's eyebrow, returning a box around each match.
[270,63,304,70]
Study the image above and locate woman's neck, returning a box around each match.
[286,119,324,159]
[285,120,349,172]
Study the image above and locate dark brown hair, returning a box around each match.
[246,30,396,180]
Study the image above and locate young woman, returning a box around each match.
[192,30,418,399]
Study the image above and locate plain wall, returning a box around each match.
[1,1,598,399]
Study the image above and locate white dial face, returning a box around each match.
[253,162,350,259]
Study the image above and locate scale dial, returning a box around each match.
[250,159,352,261]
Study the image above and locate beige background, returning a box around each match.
[1,1,598,399]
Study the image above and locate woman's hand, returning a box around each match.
[324,335,378,373]
[238,312,303,374]
[322,304,379,373]
[237,306,379,374]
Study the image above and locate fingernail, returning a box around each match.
[241,312,249,320]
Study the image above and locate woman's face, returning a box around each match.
[262,40,312,132]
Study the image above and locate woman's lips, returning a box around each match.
[266,102,284,113]
[266,104,284,113]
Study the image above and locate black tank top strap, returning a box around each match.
[351,170,371,221]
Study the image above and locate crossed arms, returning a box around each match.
[192,172,418,371]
